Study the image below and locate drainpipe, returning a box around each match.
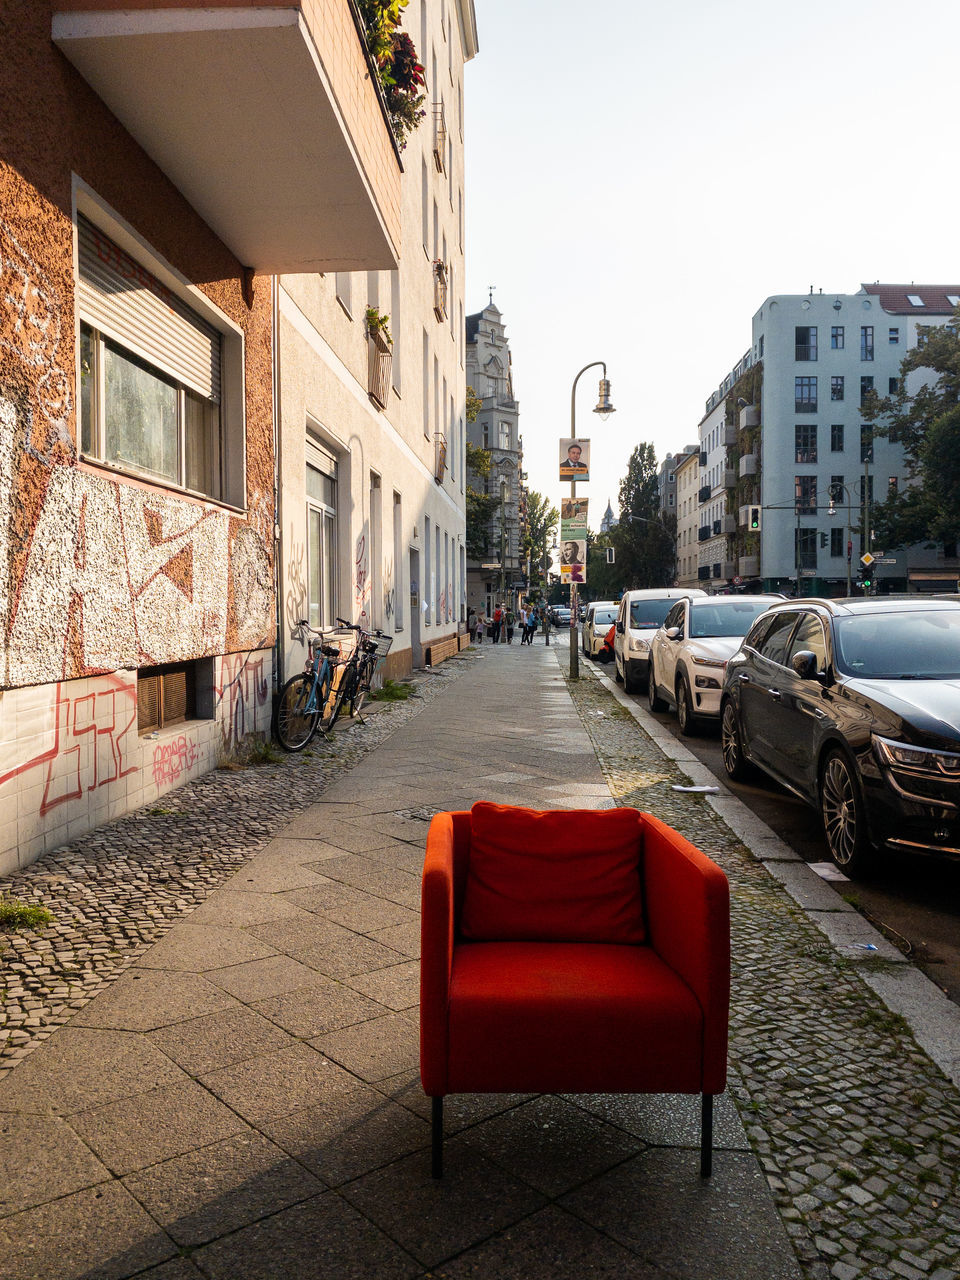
[272,274,283,691]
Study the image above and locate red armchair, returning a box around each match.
[420,803,730,1178]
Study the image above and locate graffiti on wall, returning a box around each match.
[217,650,270,751]
[152,734,197,787]
[0,674,138,815]
[354,529,369,625]
[0,393,273,688]
[383,554,395,624]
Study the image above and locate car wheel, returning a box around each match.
[614,657,623,684]
[819,748,871,875]
[720,699,751,781]
[676,673,699,736]
[647,666,666,712]
[624,665,642,694]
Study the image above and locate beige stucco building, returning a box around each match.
[276,0,479,680]
[674,450,703,589]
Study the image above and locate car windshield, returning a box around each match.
[630,599,677,629]
[592,608,618,626]
[689,601,773,639]
[834,610,960,678]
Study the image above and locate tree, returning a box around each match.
[868,318,960,546]
[617,444,676,587]
[522,490,558,587]
[465,440,500,561]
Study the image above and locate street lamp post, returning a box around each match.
[827,482,854,596]
[568,362,615,678]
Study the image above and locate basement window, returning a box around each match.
[138,661,197,733]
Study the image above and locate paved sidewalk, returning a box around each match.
[0,641,957,1278]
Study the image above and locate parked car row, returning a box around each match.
[606,589,960,875]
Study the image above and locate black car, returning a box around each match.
[720,597,960,875]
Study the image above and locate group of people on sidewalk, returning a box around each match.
[469,603,544,646]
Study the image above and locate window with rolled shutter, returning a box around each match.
[137,662,196,733]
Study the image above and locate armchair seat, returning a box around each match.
[420,803,730,1180]
[449,941,704,1095]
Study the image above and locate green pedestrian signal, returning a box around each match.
[749,507,761,530]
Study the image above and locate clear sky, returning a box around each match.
[463,0,960,529]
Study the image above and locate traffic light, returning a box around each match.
[749,507,761,530]
[859,564,872,592]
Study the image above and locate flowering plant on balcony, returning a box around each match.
[357,0,426,149]
[365,306,393,345]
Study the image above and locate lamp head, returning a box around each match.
[594,378,615,420]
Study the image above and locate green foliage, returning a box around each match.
[0,897,53,931]
[615,444,676,588]
[465,440,492,477]
[365,307,393,345]
[522,491,559,586]
[869,316,960,545]
[465,385,483,423]
[357,0,426,149]
[370,678,411,701]
[466,488,500,560]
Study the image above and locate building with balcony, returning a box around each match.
[275,0,479,677]
[674,450,703,589]
[464,300,524,613]
[656,447,696,519]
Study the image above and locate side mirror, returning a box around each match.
[791,650,820,680]
[665,626,682,641]
[616,621,624,634]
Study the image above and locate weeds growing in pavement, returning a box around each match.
[371,679,412,702]
[0,897,54,931]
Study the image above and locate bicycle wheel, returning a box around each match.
[327,665,358,728]
[273,673,321,751]
[350,657,375,717]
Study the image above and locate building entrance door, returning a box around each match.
[409,548,422,669]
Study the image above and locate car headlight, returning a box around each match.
[873,734,960,777]
[629,638,650,653]
[691,656,727,669]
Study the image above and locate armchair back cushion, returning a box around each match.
[460,802,645,943]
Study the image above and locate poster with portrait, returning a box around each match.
[560,496,589,539]
[559,438,590,480]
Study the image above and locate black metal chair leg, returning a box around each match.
[432,1096,443,1178]
[700,1093,714,1178]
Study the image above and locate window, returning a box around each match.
[829,474,845,502]
[795,475,817,515]
[795,326,817,360]
[860,326,874,360]
[498,421,510,449]
[335,272,353,315]
[757,611,799,665]
[908,294,924,307]
[830,527,844,557]
[390,271,402,393]
[421,159,429,255]
[831,423,844,452]
[392,491,403,631]
[889,327,900,345]
[795,376,817,413]
[424,515,431,625]
[861,425,874,463]
[795,422,818,463]
[889,377,899,394]
[831,376,844,401]
[795,526,817,570]
[860,375,874,406]
[889,475,898,493]
[78,218,225,501]
[786,613,827,673]
[137,661,197,733]
[831,326,844,349]
[306,438,338,630]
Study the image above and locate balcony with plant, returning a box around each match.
[357,0,427,150]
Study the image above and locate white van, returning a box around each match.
[614,587,708,694]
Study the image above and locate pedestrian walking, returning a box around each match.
[518,604,528,644]
[524,606,537,644]
[492,604,503,644]
[474,610,485,643]
[505,609,515,643]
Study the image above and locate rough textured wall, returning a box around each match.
[0,2,275,687]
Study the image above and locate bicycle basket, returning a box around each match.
[362,632,394,663]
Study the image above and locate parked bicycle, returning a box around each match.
[326,617,393,728]
[272,620,341,751]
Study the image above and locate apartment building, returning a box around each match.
[694,285,960,595]
[277,0,479,677]
[464,300,524,613]
[674,451,703,589]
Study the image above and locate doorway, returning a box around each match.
[409,548,422,669]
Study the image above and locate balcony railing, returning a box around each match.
[698,525,710,543]
[739,454,758,478]
[433,102,447,173]
[367,327,392,409]
[434,433,447,484]
[698,484,712,504]
[739,555,760,577]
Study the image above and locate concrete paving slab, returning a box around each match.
[283,882,417,933]
[367,920,421,958]
[136,923,280,973]
[191,1191,422,1280]
[185,890,303,928]
[252,981,386,1039]
[146,1005,298,1074]
[223,860,333,893]
[311,1010,419,1082]
[248,914,405,978]
[203,954,330,1003]
[121,1130,324,1247]
[69,1077,249,1175]
[340,1144,547,1269]
[199,1041,358,1125]
[563,1090,750,1151]
[559,1148,803,1280]
[0,1027,189,1116]
[0,1111,111,1216]
[761,857,858,912]
[804,908,907,962]
[344,960,420,1010]
[70,968,240,1032]
[0,1180,177,1280]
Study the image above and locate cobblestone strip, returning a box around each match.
[561,660,960,1280]
[0,655,476,1079]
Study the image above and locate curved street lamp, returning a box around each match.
[568,362,615,678]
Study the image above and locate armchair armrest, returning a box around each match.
[420,811,461,1096]
[641,813,730,1093]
